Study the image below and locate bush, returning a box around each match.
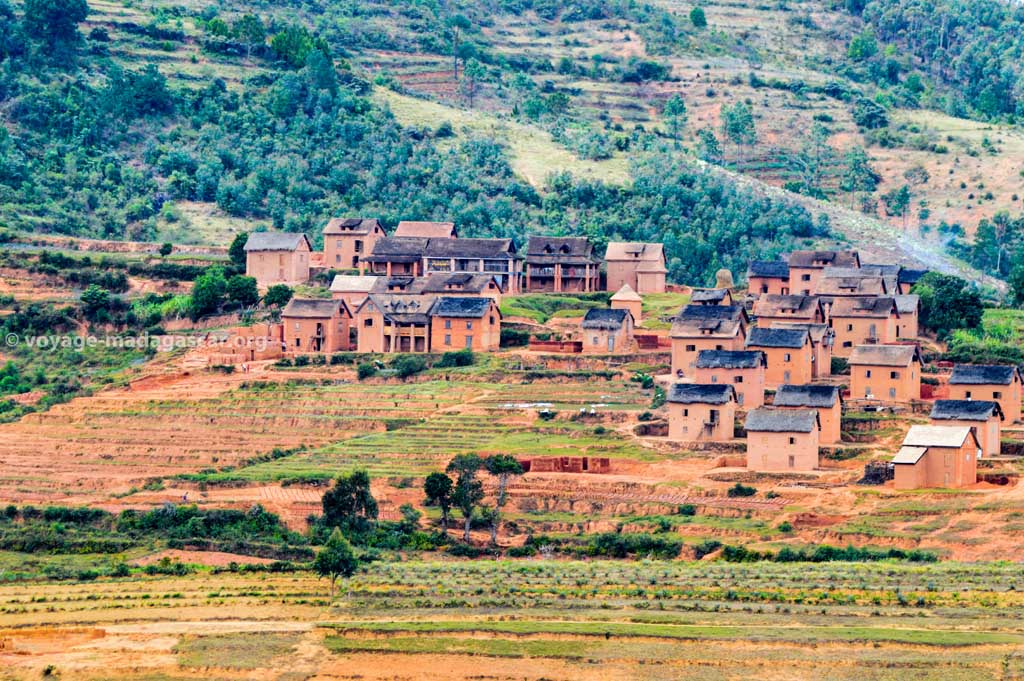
[830,357,849,375]
[391,355,427,379]
[726,483,756,498]
[778,521,793,533]
[500,327,530,347]
[435,349,474,368]
[356,363,377,380]
[677,504,697,516]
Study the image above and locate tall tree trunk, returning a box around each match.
[440,508,449,536]
[489,518,498,546]
[463,514,471,543]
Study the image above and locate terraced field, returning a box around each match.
[3,560,1024,679]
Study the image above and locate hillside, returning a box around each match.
[0,0,1020,286]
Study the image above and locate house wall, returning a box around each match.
[929,417,1000,457]
[811,338,832,378]
[355,308,385,353]
[246,243,310,287]
[283,314,350,353]
[831,315,896,357]
[636,271,666,294]
[671,333,745,377]
[948,382,1022,424]
[895,309,919,339]
[366,261,420,276]
[523,264,599,293]
[582,318,634,354]
[607,263,666,294]
[693,365,765,408]
[748,276,789,296]
[431,309,501,352]
[324,226,384,271]
[851,362,920,402]
[331,290,372,311]
[755,309,822,326]
[750,344,813,389]
[746,429,819,471]
[777,402,841,444]
[789,267,822,296]
[666,401,736,441]
[894,441,978,490]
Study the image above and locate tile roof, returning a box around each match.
[752,294,821,318]
[929,400,1003,421]
[898,268,928,285]
[788,250,860,268]
[431,296,494,318]
[691,288,731,304]
[815,276,887,297]
[901,424,975,448]
[745,327,808,349]
[581,308,631,329]
[425,237,517,259]
[770,322,833,346]
[949,364,1020,385]
[671,304,747,338]
[610,284,642,302]
[604,242,667,272]
[677,304,747,322]
[893,294,920,314]
[394,221,457,238]
[744,408,818,433]
[359,294,437,324]
[848,344,920,367]
[747,260,790,279]
[525,237,598,264]
[773,384,840,408]
[666,383,735,404]
[694,350,765,369]
[828,296,897,318]
[281,298,346,318]
[323,218,384,235]
[421,273,500,294]
[243,232,311,252]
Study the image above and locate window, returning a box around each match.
[842,341,852,348]
[788,437,795,445]
[801,274,811,282]
[709,409,719,423]
[890,371,899,379]
[993,391,1002,399]
[683,409,689,417]
[686,344,696,352]
[489,316,495,325]
[866,370,872,378]
[783,370,791,383]
[295,338,300,347]
[335,240,342,248]
[354,240,363,253]
[294,323,300,331]
[737,393,744,405]
[734,376,743,383]
[465,336,473,349]
[761,285,768,293]
[715,344,724,350]
[710,375,718,383]
[364,319,373,327]
[846,324,854,332]
[788,455,795,468]
[592,336,599,345]
[467,321,473,330]
[335,254,341,263]
[965,390,972,398]
[444,334,451,346]
[783,353,791,362]
[444,319,452,329]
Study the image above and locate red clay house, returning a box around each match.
[744,408,820,472]
[947,364,1023,424]
[772,384,842,445]
[666,384,737,442]
[693,350,766,408]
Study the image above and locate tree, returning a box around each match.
[446,14,471,81]
[662,94,688,142]
[188,267,227,321]
[23,0,88,48]
[788,122,836,198]
[228,232,249,271]
[80,285,110,319]
[226,275,259,307]
[881,185,911,228]
[423,472,454,536]
[321,470,378,535]
[447,454,484,543]
[480,505,500,546]
[263,284,293,308]
[1010,261,1024,307]
[159,242,173,257]
[839,145,881,196]
[720,102,756,161]
[313,528,358,598]
[853,98,888,129]
[696,127,723,164]
[232,14,265,59]
[912,272,983,339]
[847,29,878,61]
[689,6,707,28]
[461,58,485,108]
[485,454,523,508]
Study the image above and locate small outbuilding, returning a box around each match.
[580,308,635,354]
[893,425,980,490]
[744,408,820,472]
[610,285,643,326]
[948,364,1023,424]
[244,232,312,287]
[929,399,1003,458]
[772,384,842,444]
[666,384,736,442]
[693,350,766,408]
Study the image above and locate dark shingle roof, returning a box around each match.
[898,268,928,285]
[421,273,498,294]
[746,327,808,349]
[244,232,311,252]
[774,384,840,408]
[363,237,430,263]
[848,344,921,367]
[691,288,730,304]
[426,238,516,259]
[695,350,764,369]
[667,383,735,405]
[431,297,494,318]
[525,237,598,264]
[949,365,1020,385]
[581,308,630,329]
[752,294,821,318]
[829,296,897,318]
[788,250,860,268]
[677,304,746,322]
[323,218,383,235]
[748,260,790,279]
[281,298,345,318]
[745,408,818,433]
[930,399,1002,421]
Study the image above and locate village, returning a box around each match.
[223,218,1018,493]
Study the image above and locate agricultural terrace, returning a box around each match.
[3,560,1024,679]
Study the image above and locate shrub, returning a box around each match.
[778,521,794,533]
[391,355,427,379]
[500,327,530,347]
[677,504,697,516]
[435,349,474,368]
[726,483,756,498]
[356,363,377,380]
